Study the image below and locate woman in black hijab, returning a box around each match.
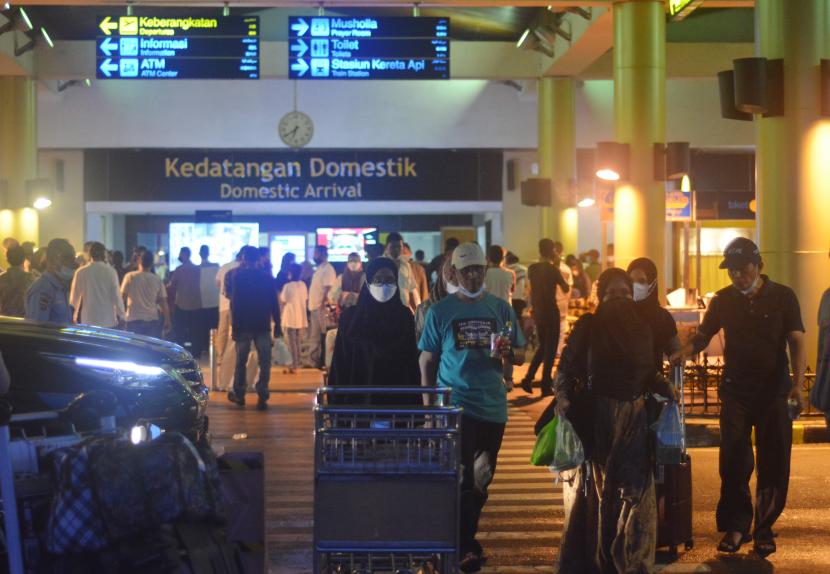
[329,257,421,403]
[549,268,673,574]
[627,257,681,370]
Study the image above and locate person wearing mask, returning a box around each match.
[25,238,77,324]
[0,245,35,317]
[419,243,525,573]
[404,243,429,304]
[275,252,297,296]
[583,249,602,283]
[333,252,364,308]
[552,268,673,574]
[225,246,280,410]
[427,237,460,286]
[198,244,220,358]
[627,258,681,368]
[415,258,452,341]
[520,239,570,396]
[673,238,806,558]
[170,247,203,358]
[484,244,515,304]
[280,263,308,374]
[384,232,420,312]
[215,250,242,368]
[69,241,125,329]
[308,245,337,370]
[330,257,421,398]
[121,249,171,338]
[505,252,528,321]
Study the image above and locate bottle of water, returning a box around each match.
[787,397,801,421]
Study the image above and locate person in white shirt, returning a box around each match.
[308,245,337,370]
[215,251,242,367]
[69,241,125,329]
[485,244,516,304]
[553,241,573,355]
[198,244,221,359]
[506,251,528,320]
[280,263,309,374]
[384,232,420,312]
[120,250,171,338]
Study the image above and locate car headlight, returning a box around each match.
[74,357,172,389]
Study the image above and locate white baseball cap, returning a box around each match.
[451,242,486,270]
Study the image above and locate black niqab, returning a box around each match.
[329,258,421,403]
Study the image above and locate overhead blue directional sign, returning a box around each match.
[288,16,450,80]
[96,15,259,80]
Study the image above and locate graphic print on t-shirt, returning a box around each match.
[452,318,497,351]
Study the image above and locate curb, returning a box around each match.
[686,422,828,448]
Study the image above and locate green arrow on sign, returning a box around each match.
[99,16,118,36]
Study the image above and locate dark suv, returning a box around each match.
[0,317,208,440]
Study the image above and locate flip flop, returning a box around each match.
[717,532,752,553]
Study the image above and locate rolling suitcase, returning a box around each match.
[655,364,693,558]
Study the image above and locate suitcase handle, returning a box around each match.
[672,364,686,454]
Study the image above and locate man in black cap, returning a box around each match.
[674,237,806,558]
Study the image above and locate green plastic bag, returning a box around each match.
[530,416,559,467]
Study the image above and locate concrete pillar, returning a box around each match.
[537,77,577,251]
[611,0,666,276]
[0,77,39,261]
[756,0,830,368]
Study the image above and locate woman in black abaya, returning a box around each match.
[328,257,421,403]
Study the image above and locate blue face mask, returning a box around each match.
[458,284,486,299]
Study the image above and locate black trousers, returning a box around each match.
[511,299,527,321]
[717,394,792,540]
[173,307,203,358]
[460,415,506,556]
[525,319,560,391]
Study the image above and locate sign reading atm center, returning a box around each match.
[95,15,259,80]
[84,149,502,203]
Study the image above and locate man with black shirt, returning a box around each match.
[520,238,570,396]
[675,237,806,558]
[225,246,280,410]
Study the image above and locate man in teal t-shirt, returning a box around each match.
[419,243,525,573]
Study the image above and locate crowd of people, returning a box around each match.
[0,230,826,573]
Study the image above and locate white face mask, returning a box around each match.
[347,261,361,272]
[368,283,398,303]
[632,280,655,302]
[458,284,486,299]
[738,274,760,296]
[446,281,459,295]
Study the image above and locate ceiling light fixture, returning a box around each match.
[222,2,230,17]
[40,26,53,48]
[0,5,32,36]
[595,142,630,182]
[577,197,596,208]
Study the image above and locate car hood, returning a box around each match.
[0,317,192,365]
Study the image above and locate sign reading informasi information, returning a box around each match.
[95,15,259,80]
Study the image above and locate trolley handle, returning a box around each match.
[672,363,686,454]
[315,428,459,438]
[317,386,452,395]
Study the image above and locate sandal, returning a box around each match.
[753,538,777,558]
[717,532,752,553]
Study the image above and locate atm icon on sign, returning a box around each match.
[310,58,330,77]
[120,58,139,78]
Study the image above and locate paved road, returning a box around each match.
[206,368,830,573]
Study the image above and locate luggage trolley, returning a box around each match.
[313,387,462,574]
